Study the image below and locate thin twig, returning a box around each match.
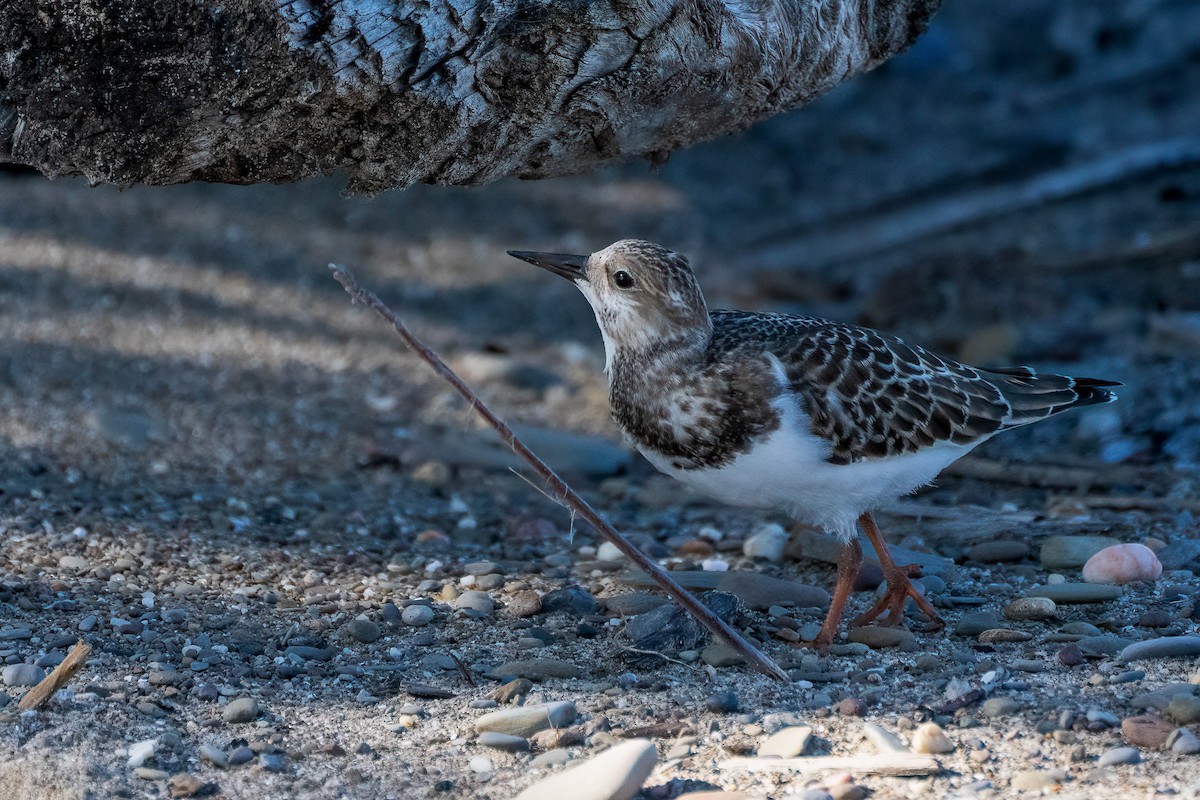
[18,640,91,710]
[330,264,788,682]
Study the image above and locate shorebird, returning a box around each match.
[509,240,1120,645]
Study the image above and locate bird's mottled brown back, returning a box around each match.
[709,311,1013,465]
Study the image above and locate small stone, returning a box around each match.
[701,642,745,668]
[541,586,598,616]
[513,739,657,800]
[968,541,1029,563]
[705,691,739,714]
[847,627,914,649]
[127,739,157,768]
[605,593,667,616]
[1039,535,1120,569]
[228,746,255,765]
[837,698,867,717]
[345,618,381,643]
[1121,714,1173,749]
[954,612,1001,637]
[258,753,286,772]
[530,749,573,769]
[454,590,495,615]
[199,744,228,768]
[978,629,1034,644]
[222,697,259,724]
[1166,695,1200,725]
[1119,636,1200,662]
[1098,746,1141,766]
[758,725,813,757]
[743,524,789,562]
[1010,769,1066,792]
[58,555,90,571]
[1082,544,1162,584]
[1,664,45,687]
[167,773,207,798]
[862,722,908,754]
[401,605,435,626]
[492,678,532,705]
[1057,644,1085,667]
[1170,727,1200,754]
[508,590,543,618]
[488,659,582,681]
[981,697,1021,718]
[478,732,530,753]
[475,701,578,737]
[1026,583,1123,604]
[135,768,169,780]
[911,722,954,754]
[1003,597,1056,621]
[827,786,867,800]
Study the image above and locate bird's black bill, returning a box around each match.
[507,250,589,281]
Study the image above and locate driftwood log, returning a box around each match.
[0,0,939,191]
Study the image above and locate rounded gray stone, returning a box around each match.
[1026,583,1123,604]
[514,739,657,800]
[478,731,530,752]
[1003,596,1056,621]
[401,605,435,627]
[1118,636,1200,663]
[475,701,578,737]
[222,697,259,724]
[2,664,46,687]
[1097,746,1141,766]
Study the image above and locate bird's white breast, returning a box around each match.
[638,389,984,540]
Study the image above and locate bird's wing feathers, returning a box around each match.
[709,311,1118,465]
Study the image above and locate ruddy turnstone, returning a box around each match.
[509,240,1120,645]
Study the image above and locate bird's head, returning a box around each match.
[509,239,710,369]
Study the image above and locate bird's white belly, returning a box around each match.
[638,398,983,539]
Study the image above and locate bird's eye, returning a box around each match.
[613,270,635,289]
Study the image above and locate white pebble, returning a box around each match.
[1082,544,1162,584]
[701,559,729,572]
[468,755,493,774]
[127,739,157,769]
[596,542,624,562]
[743,523,789,562]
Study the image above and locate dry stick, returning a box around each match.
[18,640,91,710]
[330,265,789,683]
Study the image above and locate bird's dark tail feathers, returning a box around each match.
[982,366,1121,428]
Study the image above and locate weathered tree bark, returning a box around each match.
[1,1,939,191]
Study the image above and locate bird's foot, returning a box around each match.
[851,563,944,629]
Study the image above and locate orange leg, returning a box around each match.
[805,538,863,647]
[851,512,944,629]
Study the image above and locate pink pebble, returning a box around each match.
[1081,543,1162,584]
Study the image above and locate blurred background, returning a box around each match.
[1,0,1198,512]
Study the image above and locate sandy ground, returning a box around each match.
[2,1,1200,798]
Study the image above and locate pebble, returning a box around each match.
[1170,727,1200,754]
[541,586,598,616]
[259,753,286,772]
[1098,746,1141,766]
[454,590,495,615]
[488,659,583,681]
[758,725,813,757]
[1166,694,1200,725]
[743,524,789,562]
[345,618,381,643]
[1039,535,1119,569]
[967,541,1029,563]
[1003,596,1056,621]
[1010,769,1066,791]
[401,605,435,626]
[847,627,914,649]
[1082,543,1162,584]
[530,749,573,769]
[222,697,259,724]
[705,691,739,714]
[1057,644,1085,667]
[167,773,207,798]
[2,663,46,687]
[1026,583,1123,604]
[478,732,530,753]
[475,701,578,737]
[127,739,157,768]
[508,590,543,618]
[954,612,1001,637]
[1122,714,1173,748]
[862,723,908,754]
[513,739,657,800]
[702,642,745,667]
[229,746,255,765]
[58,555,90,571]
[1118,636,1200,662]
[978,628,1033,644]
[605,593,666,616]
[981,697,1021,718]
[911,722,954,754]
[199,744,228,768]
[837,698,867,717]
